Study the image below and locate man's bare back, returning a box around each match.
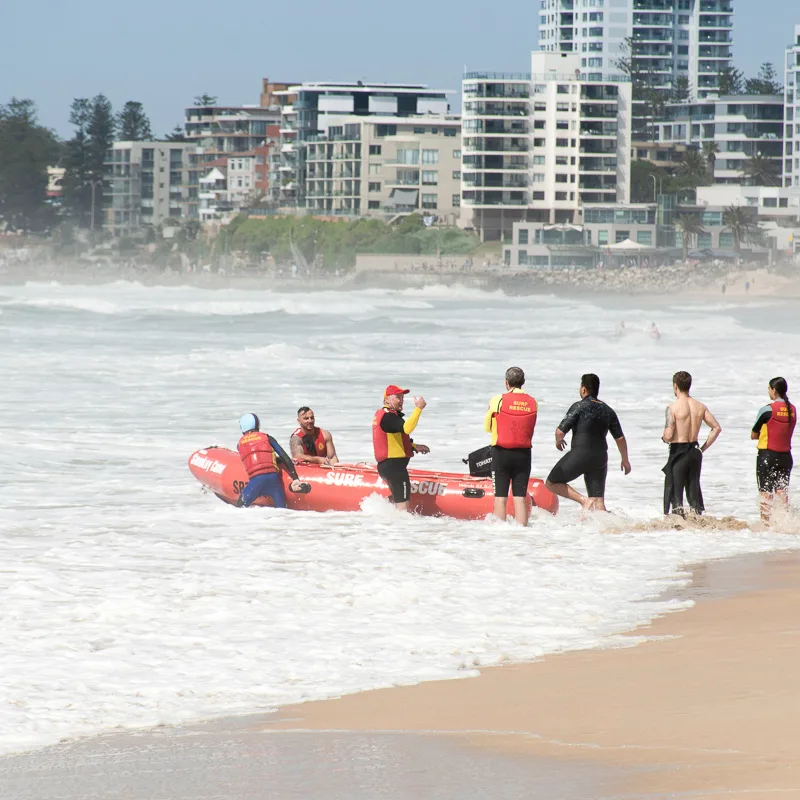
[663,394,722,452]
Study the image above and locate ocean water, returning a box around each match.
[1,279,798,756]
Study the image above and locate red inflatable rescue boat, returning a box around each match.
[188,447,559,518]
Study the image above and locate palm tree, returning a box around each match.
[722,205,761,251]
[702,141,719,182]
[740,153,780,186]
[678,149,708,186]
[674,214,706,261]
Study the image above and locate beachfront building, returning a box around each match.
[655,95,784,184]
[104,141,195,234]
[183,97,282,219]
[696,185,800,225]
[304,115,462,220]
[538,0,734,99]
[272,82,452,210]
[784,25,800,188]
[462,51,632,241]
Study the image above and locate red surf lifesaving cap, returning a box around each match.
[384,384,410,398]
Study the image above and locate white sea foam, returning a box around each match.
[0,280,798,757]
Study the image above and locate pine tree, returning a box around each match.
[192,94,218,106]
[744,63,783,96]
[116,101,152,141]
[0,98,60,231]
[717,66,744,95]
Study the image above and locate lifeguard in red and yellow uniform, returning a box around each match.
[236,413,304,508]
[373,384,430,512]
[484,366,537,526]
[289,406,339,465]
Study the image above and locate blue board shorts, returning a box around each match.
[241,472,287,508]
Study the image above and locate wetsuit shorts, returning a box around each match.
[756,450,793,493]
[492,445,532,498]
[377,458,411,504]
[547,449,608,498]
[241,472,287,508]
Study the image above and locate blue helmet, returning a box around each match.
[239,413,260,434]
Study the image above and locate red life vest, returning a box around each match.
[763,400,796,453]
[495,391,538,449]
[293,427,327,457]
[372,407,413,461]
[237,431,278,477]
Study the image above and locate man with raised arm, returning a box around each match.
[662,370,722,517]
[546,373,631,512]
[290,406,339,466]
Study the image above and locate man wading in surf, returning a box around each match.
[372,385,430,512]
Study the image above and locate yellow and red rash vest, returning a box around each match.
[754,400,796,453]
[372,407,413,461]
[494,391,538,449]
[293,427,326,457]
[237,431,278,477]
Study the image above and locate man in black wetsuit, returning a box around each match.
[546,373,631,512]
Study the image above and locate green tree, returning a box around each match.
[630,160,666,203]
[674,213,705,261]
[192,94,218,106]
[116,101,152,141]
[0,98,60,230]
[740,153,780,186]
[62,94,116,228]
[670,76,691,104]
[164,125,187,141]
[677,148,709,186]
[717,66,744,95]
[702,141,719,182]
[722,204,760,251]
[744,63,783,96]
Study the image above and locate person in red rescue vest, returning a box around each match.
[372,385,430,511]
[485,366,538,525]
[289,406,339,465]
[236,413,306,508]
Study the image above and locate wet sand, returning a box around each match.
[1,551,798,799]
[270,551,800,798]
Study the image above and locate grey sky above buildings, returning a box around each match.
[2,0,797,138]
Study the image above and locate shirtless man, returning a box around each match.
[289,407,339,466]
[661,371,722,516]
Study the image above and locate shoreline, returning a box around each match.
[2,262,800,299]
[2,548,798,798]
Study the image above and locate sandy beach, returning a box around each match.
[267,550,800,799]
[1,550,798,799]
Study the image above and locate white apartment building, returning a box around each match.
[784,24,800,188]
[655,95,784,184]
[538,0,734,99]
[304,115,462,219]
[273,82,452,209]
[105,141,194,233]
[462,51,632,241]
[183,104,280,218]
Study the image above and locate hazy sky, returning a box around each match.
[1,0,797,138]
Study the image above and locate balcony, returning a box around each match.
[464,120,529,135]
[579,157,617,172]
[463,138,529,153]
[580,103,618,119]
[464,103,530,118]
[462,189,529,207]
[580,123,618,137]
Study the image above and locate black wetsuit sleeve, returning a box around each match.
[752,407,771,434]
[380,413,405,434]
[608,408,624,439]
[269,435,299,481]
[558,401,582,433]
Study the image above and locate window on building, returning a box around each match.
[453,149,461,159]
[518,250,528,266]
[368,200,380,209]
[369,163,382,175]
[533,138,545,147]
[534,120,546,129]
[397,148,419,165]
[452,194,461,207]
[719,231,734,249]
[421,193,437,209]
[555,174,568,183]
[369,144,382,155]
[532,191,545,200]
[556,102,569,111]
[532,173,545,183]
[452,170,461,179]
[368,181,381,191]
[533,155,545,165]
[557,84,569,94]
[534,102,547,112]
[636,231,652,246]
[518,228,529,245]
[444,128,457,137]
[556,138,569,147]
[422,170,438,185]
[698,232,712,249]
[762,197,778,207]
[598,230,608,245]
[555,155,568,165]
[556,120,569,130]
[555,191,568,200]
[413,127,426,134]
[422,149,439,164]
[376,124,397,137]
